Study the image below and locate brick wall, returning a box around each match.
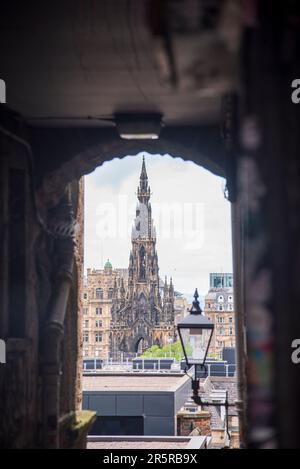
[177,410,211,436]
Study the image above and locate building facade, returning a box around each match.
[204,273,235,358]
[110,157,176,356]
[174,292,190,325]
[82,263,128,359]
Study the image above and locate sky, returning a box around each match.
[84,152,233,296]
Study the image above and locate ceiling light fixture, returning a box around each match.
[115,112,163,140]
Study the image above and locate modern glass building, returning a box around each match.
[209,273,233,289]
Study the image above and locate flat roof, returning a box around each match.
[82,373,190,393]
[87,441,188,449]
[87,436,209,450]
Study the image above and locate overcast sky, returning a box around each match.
[84,152,232,296]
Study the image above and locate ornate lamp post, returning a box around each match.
[177,289,234,442]
[177,288,214,370]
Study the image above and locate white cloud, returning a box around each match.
[84,153,232,296]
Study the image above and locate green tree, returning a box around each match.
[141,341,185,362]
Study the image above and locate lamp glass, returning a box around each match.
[179,326,212,365]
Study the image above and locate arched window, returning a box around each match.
[95,288,103,299]
[139,245,146,279]
[218,295,224,303]
[108,287,114,299]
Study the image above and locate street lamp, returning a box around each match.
[177,288,234,443]
[177,288,214,369]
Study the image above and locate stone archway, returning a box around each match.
[35,128,228,209]
[31,127,236,445]
[131,329,153,354]
[135,337,147,354]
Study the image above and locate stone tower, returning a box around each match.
[110,156,175,356]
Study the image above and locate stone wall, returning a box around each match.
[0,112,86,447]
[0,122,41,447]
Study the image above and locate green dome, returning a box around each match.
[104,259,112,269]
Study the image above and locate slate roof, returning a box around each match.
[200,376,238,430]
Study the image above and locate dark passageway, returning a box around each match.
[0,0,300,449]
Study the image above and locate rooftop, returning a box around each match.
[104,259,112,269]
[82,373,190,393]
[205,288,233,300]
[87,436,211,450]
[88,440,188,449]
[200,376,238,430]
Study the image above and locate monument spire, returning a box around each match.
[137,155,150,204]
[111,157,175,356]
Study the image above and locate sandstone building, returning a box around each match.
[173,292,190,325]
[82,263,127,359]
[204,273,235,357]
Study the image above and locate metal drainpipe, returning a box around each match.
[42,238,74,448]
[231,201,247,447]
[42,188,75,448]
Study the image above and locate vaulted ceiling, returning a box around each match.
[0,0,240,128]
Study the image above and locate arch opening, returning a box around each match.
[38,131,228,209]
[135,337,147,355]
[82,151,234,366]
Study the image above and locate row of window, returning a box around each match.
[217,327,234,335]
[83,332,103,342]
[207,303,234,311]
[217,340,234,348]
[83,320,103,328]
[217,316,233,323]
[217,295,233,303]
[83,347,102,357]
[83,288,114,300]
[83,307,102,315]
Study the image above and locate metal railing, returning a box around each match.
[83,357,236,377]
